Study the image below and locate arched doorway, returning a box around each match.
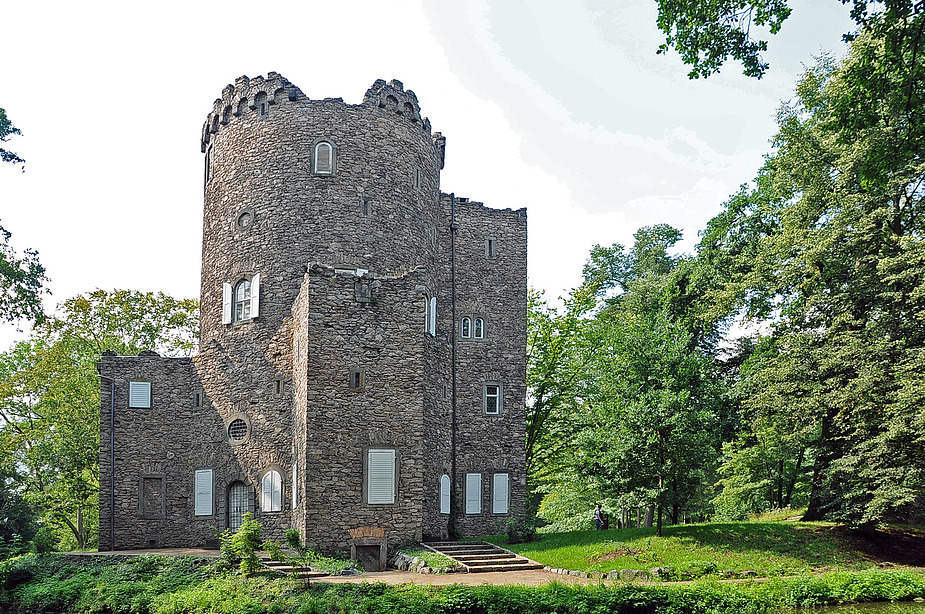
[227,481,251,531]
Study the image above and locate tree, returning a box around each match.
[698,15,925,527]
[0,224,48,325]
[652,0,923,78]
[0,290,199,549]
[0,107,25,167]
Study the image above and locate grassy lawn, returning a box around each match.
[483,522,925,579]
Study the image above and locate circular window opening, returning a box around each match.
[237,212,252,229]
[228,419,248,441]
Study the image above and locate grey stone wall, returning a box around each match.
[439,196,529,537]
[297,264,427,554]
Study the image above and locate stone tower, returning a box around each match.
[99,73,527,559]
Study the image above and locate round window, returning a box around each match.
[228,418,248,441]
[237,212,252,229]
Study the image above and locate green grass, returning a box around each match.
[482,521,890,578]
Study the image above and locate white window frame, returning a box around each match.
[440,474,451,515]
[474,317,485,339]
[460,316,471,338]
[465,472,482,514]
[313,141,335,176]
[483,383,502,415]
[492,473,509,514]
[129,381,151,408]
[194,468,213,516]
[224,274,260,324]
[261,469,282,512]
[366,449,397,505]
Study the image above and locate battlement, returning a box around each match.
[363,79,432,135]
[201,72,304,152]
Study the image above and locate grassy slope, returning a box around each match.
[483,522,925,577]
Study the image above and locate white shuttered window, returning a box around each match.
[492,473,509,514]
[222,283,233,324]
[465,473,481,514]
[292,463,298,509]
[367,449,396,504]
[250,273,260,318]
[129,382,151,408]
[440,474,451,515]
[194,469,213,516]
[261,470,282,512]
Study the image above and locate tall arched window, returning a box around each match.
[261,470,282,512]
[313,141,334,175]
[235,279,251,322]
[460,317,471,338]
[474,317,485,339]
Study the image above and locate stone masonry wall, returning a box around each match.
[298,264,427,555]
[439,196,528,537]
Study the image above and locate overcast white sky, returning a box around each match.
[0,0,854,347]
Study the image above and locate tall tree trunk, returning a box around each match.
[777,459,784,509]
[644,505,654,528]
[783,448,805,508]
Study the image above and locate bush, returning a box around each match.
[216,512,263,576]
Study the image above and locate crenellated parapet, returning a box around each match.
[201,72,304,152]
[363,79,432,134]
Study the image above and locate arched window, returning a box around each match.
[261,470,282,512]
[460,317,471,338]
[228,482,250,531]
[313,141,334,175]
[222,274,260,325]
[474,317,485,339]
[235,279,251,322]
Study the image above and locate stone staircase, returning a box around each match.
[422,541,543,573]
[259,554,330,579]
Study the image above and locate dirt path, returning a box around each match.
[316,569,597,586]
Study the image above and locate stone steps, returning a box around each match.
[421,541,543,573]
[260,555,329,579]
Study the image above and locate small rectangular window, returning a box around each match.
[193,392,201,409]
[485,238,497,259]
[361,197,372,216]
[465,473,481,514]
[349,370,365,389]
[484,383,501,415]
[274,378,283,396]
[129,381,151,408]
[413,167,421,189]
[194,469,213,516]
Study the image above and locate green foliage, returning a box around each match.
[1,551,924,614]
[652,0,923,79]
[217,512,263,576]
[0,222,48,325]
[700,17,925,528]
[0,108,25,167]
[0,289,199,550]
